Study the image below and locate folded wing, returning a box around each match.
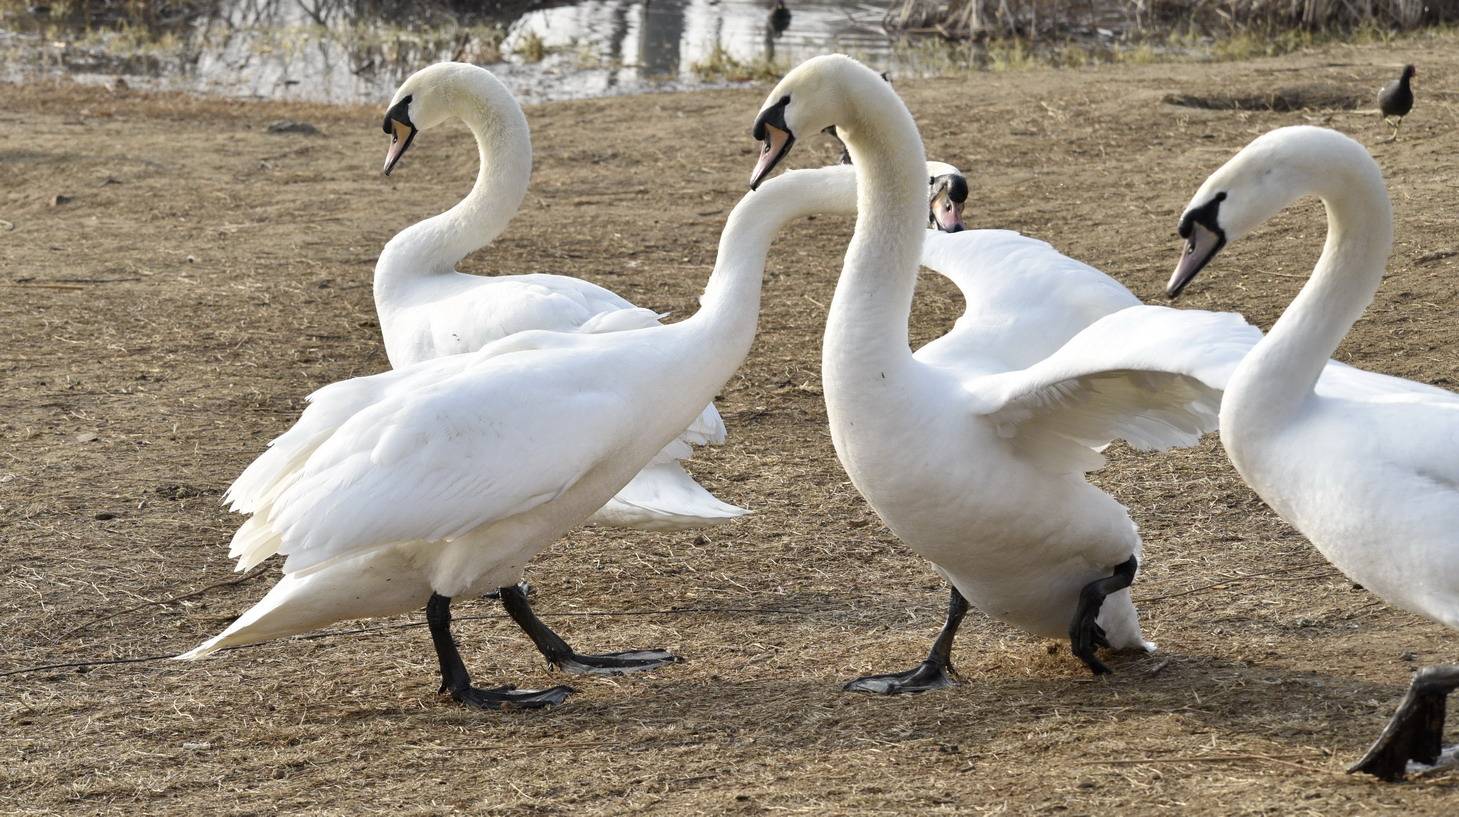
[226,348,628,575]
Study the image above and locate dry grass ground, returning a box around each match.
[4,39,1459,815]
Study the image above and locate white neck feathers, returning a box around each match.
[822,69,930,380]
[374,69,533,304]
[1232,131,1393,417]
[691,165,861,353]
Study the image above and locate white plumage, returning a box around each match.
[374,62,745,531]
[177,163,894,707]
[1168,126,1459,780]
[748,55,1274,687]
[916,229,1140,376]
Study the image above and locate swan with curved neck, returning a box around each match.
[376,63,745,526]
[750,55,1267,688]
[179,162,876,707]
[372,63,759,675]
[1168,125,1459,781]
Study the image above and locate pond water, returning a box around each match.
[0,0,927,105]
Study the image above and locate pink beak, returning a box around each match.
[383,119,416,176]
[750,124,793,190]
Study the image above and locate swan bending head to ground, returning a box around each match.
[748,55,1259,690]
[1169,126,1459,781]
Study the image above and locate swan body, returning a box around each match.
[375,62,745,532]
[1168,126,1459,778]
[178,163,886,705]
[747,55,1269,683]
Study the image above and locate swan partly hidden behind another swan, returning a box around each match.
[376,62,748,536]
[368,62,753,680]
[1168,125,1459,782]
[177,159,951,709]
[746,54,1275,685]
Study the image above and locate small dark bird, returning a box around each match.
[769,0,791,35]
[1378,64,1416,141]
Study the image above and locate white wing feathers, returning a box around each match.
[921,229,1140,319]
[588,461,749,530]
[963,306,1263,472]
[225,349,626,575]
[575,307,666,334]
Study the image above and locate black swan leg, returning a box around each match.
[844,586,969,695]
[1349,664,1459,781]
[1069,555,1138,676]
[498,584,680,676]
[426,593,573,709]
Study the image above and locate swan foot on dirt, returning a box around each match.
[449,683,575,710]
[498,584,681,676]
[428,593,574,710]
[1069,555,1138,676]
[1349,665,1459,781]
[845,586,967,696]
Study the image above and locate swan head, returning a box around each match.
[827,123,968,232]
[1167,126,1376,298]
[381,63,485,175]
[927,161,968,233]
[749,55,899,190]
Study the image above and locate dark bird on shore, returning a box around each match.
[1378,64,1416,140]
[770,0,791,34]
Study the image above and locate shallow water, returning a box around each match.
[1,0,919,105]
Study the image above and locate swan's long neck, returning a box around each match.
[1233,152,1393,417]
[374,74,532,306]
[690,165,861,360]
[822,91,929,381]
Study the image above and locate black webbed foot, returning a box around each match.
[1349,665,1459,781]
[1068,555,1137,676]
[426,593,572,712]
[553,649,681,677]
[843,585,968,697]
[498,584,682,677]
[447,682,575,710]
[844,659,960,695]
[1070,614,1113,675]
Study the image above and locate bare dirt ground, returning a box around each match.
[4,39,1459,816]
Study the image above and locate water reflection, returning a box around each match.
[0,0,901,104]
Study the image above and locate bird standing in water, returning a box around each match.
[1378,64,1416,141]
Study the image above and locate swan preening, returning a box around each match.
[1169,125,1459,781]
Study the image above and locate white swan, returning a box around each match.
[177,163,891,708]
[377,62,746,534]
[748,55,1265,687]
[1167,125,1459,781]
